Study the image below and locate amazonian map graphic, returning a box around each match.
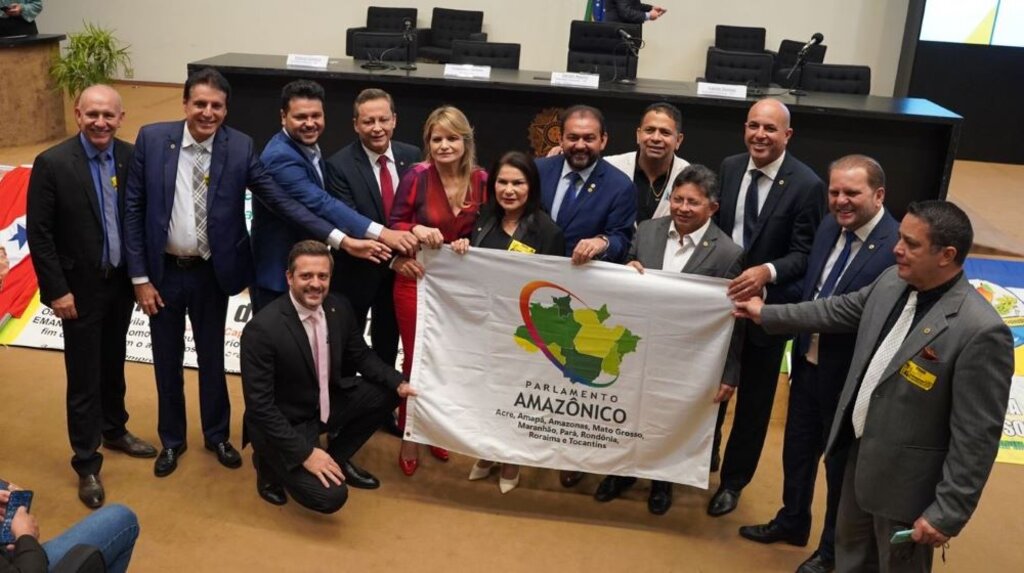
[514,280,640,387]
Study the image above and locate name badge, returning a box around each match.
[900,361,937,391]
[507,239,536,254]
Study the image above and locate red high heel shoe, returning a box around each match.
[429,446,449,462]
[399,454,419,476]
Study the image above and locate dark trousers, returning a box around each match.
[61,270,134,477]
[333,272,399,373]
[253,377,399,513]
[836,441,934,573]
[248,286,283,315]
[774,357,848,560]
[149,259,230,449]
[719,336,788,491]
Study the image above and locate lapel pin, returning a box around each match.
[587,183,596,193]
[923,327,931,334]
[170,143,176,149]
[702,240,709,247]
[778,179,785,186]
[868,244,875,250]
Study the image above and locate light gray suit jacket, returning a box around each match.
[629,217,745,386]
[762,267,1013,535]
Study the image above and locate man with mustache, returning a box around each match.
[240,240,416,511]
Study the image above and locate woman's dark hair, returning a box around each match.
[485,151,543,221]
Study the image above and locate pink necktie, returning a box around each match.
[307,313,330,423]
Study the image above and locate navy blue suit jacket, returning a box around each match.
[792,211,899,382]
[536,156,636,263]
[124,121,335,296]
[253,131,375,292]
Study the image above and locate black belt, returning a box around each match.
[165,254,207,270]
[98,264,124,280]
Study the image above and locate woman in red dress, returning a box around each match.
[389,105,488,476]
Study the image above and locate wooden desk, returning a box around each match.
[0,34,66,147]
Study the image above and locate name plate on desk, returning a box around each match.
[443,63,491,80]
[286,54,329,69]
[697,81,748,99]
[550,72,600,89]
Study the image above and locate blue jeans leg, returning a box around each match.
[42,504,139,573]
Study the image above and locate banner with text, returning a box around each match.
[406,248,735,488]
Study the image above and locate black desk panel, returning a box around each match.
[190,53,961,218]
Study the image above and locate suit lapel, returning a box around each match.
[560,162,602,226]
[683,223,718,273]
[207,128,229,214]
[718,161,742,233]
[114,141,131,216]
[749,160,791,246]
[69,141,103,228]
[804,221,841,299]
[647,217,671,267]
[162,125,184,215]
[835,213,895,294]
[280,300,318,382]
[354,145,386,221]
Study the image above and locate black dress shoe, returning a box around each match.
[257,474,287,506]
[103,432,158,458]
[154,445,187,477]
[341,460,380,490]
[648,481,673,515]
[205,441,242,469]
[796,551,834,573]
[560,470,583,488]
[738,521,809,547]
[593,476,636,502]
[707,487,741,517]
[78,474,105,509]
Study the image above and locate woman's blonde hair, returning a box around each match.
[422,105,476,180]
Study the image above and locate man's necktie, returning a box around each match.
[192,145,211,259]
[818,230,857,299]
[97,153,121,267]
[378,155,395,220]
[851,290,918,437]
[742,169,763,248]
[311,149,324,186]
[307,313,330,424]
[556,171,582,225]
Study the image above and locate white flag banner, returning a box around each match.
[407,247,735,488]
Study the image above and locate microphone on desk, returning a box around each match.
[617,28,635,42]
[798,33,824,56]
[400,17,417,71]
[402,17,414,39]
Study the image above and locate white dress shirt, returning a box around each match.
[165,128,211,257]
[732,151,787,282]
[662,217,711,273]
[550,160,598,222]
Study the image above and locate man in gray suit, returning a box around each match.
[592,164,744,515]
[734,201,1013,572]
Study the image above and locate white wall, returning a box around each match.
[39,0,909,96]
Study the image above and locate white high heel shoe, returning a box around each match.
[468,460,495,481]
[499,470,521,494]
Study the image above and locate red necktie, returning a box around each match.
[378,155,395,220]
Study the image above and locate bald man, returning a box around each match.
[708,99,825,517]
[27,84,157,510]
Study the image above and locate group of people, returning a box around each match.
[12,64,1013,573]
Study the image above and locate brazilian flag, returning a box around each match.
[585,0,605,22]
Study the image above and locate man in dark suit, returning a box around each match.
[123,68,346,478]
[26,85,157,509]
[736,201,1013,572]
[604,0,667,24]
[738,155,899,573]
[241,241,416,511]
[536,105,637,266]
[593,164,744,515]
[709,98,825,517]
[253,80,416,312]
[324,88,421,372]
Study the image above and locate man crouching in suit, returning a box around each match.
[592,164,744,515]
[241,240,417,511]
[735,201,1013,572]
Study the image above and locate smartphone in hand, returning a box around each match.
[0,490,33,545]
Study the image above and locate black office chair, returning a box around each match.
[714,25,767,53]
[451,40,521,70]
[801,63,871,95]
[346,6,417,57]
[702,47,774,87]
[417,7,487,63]
[772,38,827,87]
[566,20,642,81]
[350,32,410,64]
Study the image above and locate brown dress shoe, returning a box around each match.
[78,474,105,509]
[103,432,158,458]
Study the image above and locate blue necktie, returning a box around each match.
[97,153,121,268]
[818,230,855,299]
[742,169,763,248]
[556,172,582,225]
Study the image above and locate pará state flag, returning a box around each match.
[585,0,605,22]
[0,166,38,323]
